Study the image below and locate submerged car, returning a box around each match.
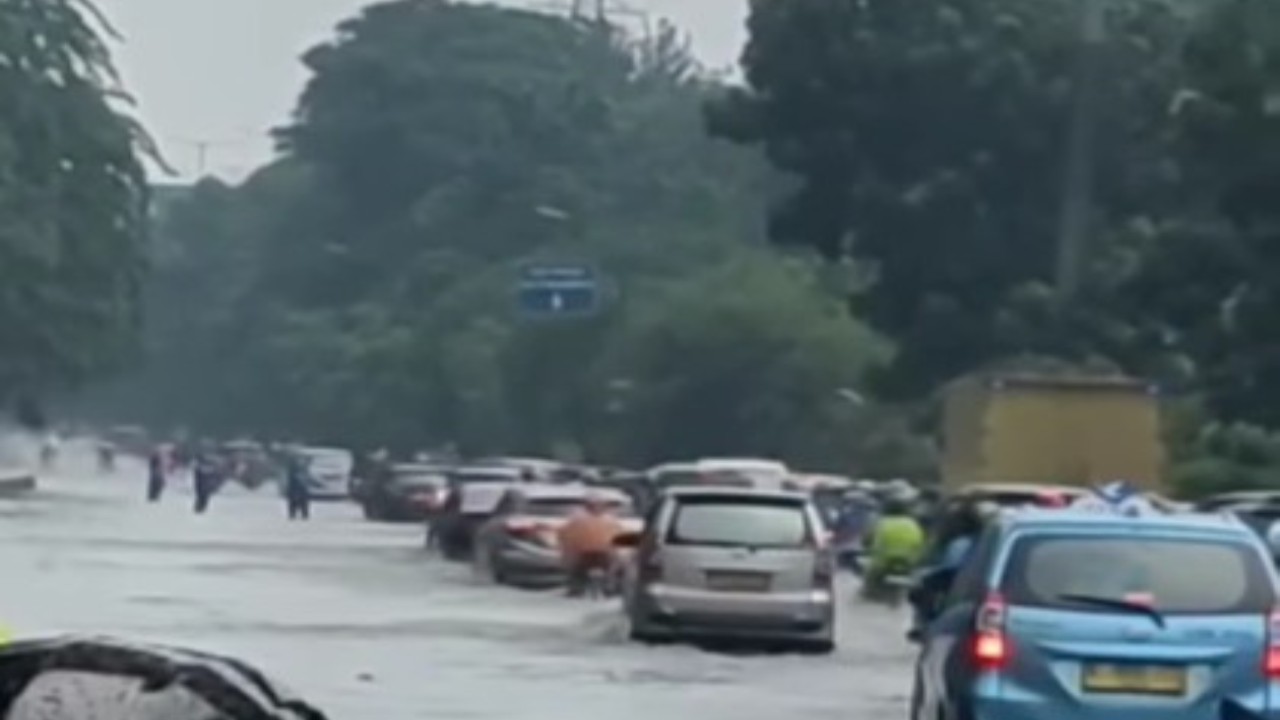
[471,484,637,587]
[617,486,835,653]
[911,503,1280,720]
[358,463,449,522]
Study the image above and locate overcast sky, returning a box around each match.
[93,0,748,182]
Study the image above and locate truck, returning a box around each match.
[939,372,1165,492]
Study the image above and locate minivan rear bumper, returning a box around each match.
[632,583,833,640]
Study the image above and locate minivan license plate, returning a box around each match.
[1081,663,1186,696]
[705,571,769,592]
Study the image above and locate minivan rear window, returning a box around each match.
[668,497,811,548]
[1002,534,1275,615]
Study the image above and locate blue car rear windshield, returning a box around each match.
[1001,534,1275,615]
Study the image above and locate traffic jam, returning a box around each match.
[12,369,1280,720]
[345,445,1280,720]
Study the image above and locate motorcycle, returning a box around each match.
[859,557,915,607]
[834,538,866,576]
[583,565,620,599]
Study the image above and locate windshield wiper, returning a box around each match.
[1057,593,1166,628]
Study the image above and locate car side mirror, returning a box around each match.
[613,531,642,548]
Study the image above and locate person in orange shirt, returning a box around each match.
[557,494,624,597]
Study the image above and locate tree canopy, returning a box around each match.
[0,0,150,422]
[86,0,894,472]
[700,0,1280,488]
[70,0,1280,490]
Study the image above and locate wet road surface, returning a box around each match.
[0,455,913,720]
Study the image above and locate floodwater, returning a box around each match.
[0,448,913,720]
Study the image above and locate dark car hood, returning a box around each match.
[0,635,327,720]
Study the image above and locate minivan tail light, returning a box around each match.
[813,533,835,586]
[813,551,834,586]
[1264,608,1280,679]
[971,591,1010,671]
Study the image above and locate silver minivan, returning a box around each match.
[617,486,835,653]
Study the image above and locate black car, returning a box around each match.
[358,463,449,523]
[431,465,527,560]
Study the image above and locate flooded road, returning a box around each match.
[0,459,913,720]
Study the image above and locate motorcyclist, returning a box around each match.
[906,499,1000,640]
[556,493,624,597]
[832,491,878,573]
[863,491,926,597]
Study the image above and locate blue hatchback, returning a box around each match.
[911,507,1280,720]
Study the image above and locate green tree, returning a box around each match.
[1165,0,1280,426]
[0,0,152,415]
[589,254,890,467]
[707,0,1187,397]
[87,5,767,452]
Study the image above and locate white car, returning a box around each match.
[291,446,354,500]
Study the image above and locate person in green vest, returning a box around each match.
[862,492,926,596]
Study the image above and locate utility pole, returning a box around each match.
[1054,0,1107,302]
[194,141,210,177]
[168,133,256,179]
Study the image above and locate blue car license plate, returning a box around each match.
[1081,663,1186,696]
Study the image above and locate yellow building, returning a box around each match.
[940,373,1165,492]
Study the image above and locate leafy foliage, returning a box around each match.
[707,0,1186,397]
[75,0,1280,491]
[86,1,890,471]
[0,0,151,416]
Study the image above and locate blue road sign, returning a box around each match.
[517,262,599,317]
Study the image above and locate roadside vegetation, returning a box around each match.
[10,0,1280,493]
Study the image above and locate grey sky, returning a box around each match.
[94,1,748,181]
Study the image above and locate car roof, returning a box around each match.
[647,462,701,474]
[953,483,1087,498]
[996,507,1254,538]
[478,457,562,471]
[454,465,524,477]
[299,446,350,456]
[514,484,630,503]
[663,486,810,503]
[697,457,787,469]
[787,474,854,489]
[1203,491,1280,508]
[392,463,446,474]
